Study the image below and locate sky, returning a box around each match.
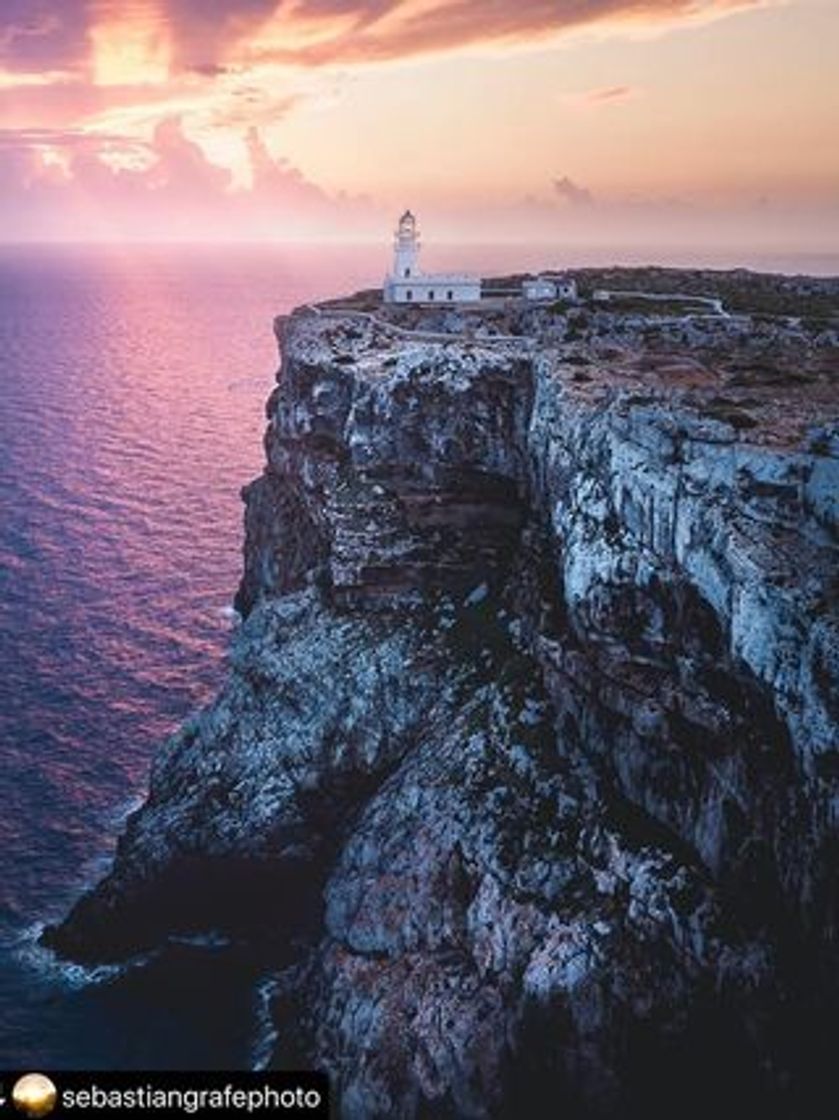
[0,0,837,249]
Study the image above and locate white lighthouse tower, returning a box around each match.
[393,209,420,280]
[383,210,480,304]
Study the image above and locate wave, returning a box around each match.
[250,973,281,1071]
[12,922,158,989]
[101,792,146,829]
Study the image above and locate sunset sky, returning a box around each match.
[1,0,837,248]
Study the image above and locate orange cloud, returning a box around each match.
[90,0,172,86]
[238,0,772,68]
[584,85,635,103]
[0,0,772,79]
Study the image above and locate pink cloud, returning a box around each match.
[0,2,89,74]
[0,117,376,239]
[561,84,639,110]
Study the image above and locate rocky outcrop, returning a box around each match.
[46,288,839,1118]
[236,313,533,614]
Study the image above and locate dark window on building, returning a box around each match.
[404,268,411,277]
[428,290,435,301]
[447,290,453,300]
[406,289,413,301]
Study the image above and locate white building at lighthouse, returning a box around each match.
[383,210,481,305]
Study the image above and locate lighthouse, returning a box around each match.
[383,210,481,304]
[393,210,420,280]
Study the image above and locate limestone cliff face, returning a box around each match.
[47,293,839,1118]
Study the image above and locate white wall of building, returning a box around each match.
[385,276,481,304]
[522,275,578,302]
[523,278,556,300]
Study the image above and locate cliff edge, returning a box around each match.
[47,278,839,1118]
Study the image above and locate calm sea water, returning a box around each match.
[1,242,836,1071]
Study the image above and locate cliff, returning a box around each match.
[46,281,839,1118]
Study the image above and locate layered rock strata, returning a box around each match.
[47,293,839,1118]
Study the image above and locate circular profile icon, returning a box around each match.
[11,1074,57,1118]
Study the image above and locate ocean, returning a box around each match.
[0,242,836,1070]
